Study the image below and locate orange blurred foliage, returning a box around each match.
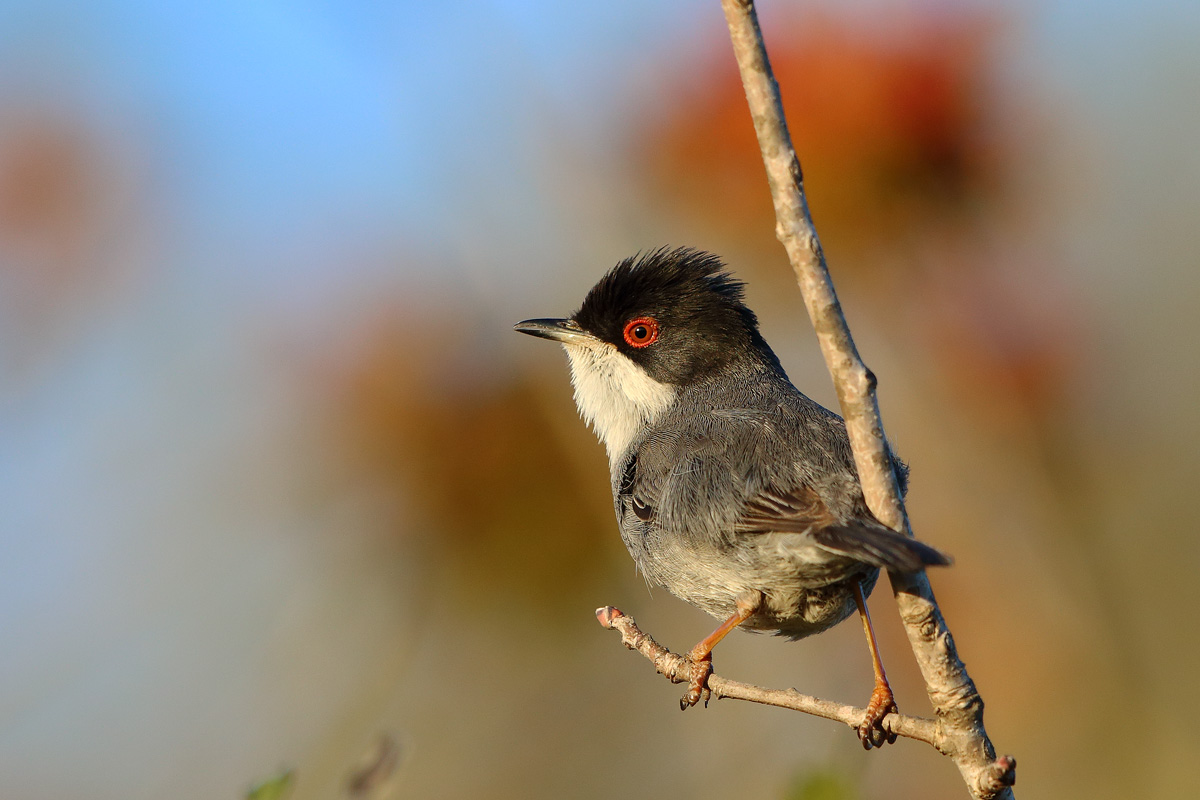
[0,109,142,375]
[632,8,1080,434]
[316,308,617,612]
[0,115,107,291]
[637,10,1003,267]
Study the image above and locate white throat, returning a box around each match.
[562,340,676,466]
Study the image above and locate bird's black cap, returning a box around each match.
[572,247,785,385]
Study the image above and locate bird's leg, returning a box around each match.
[853,579,899,749]
[680,591,762,710]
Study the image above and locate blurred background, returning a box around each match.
[0,0,1196,798]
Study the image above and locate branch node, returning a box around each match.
[978,755,1017,796]
[863,366,877,393]
[595,605,623,629]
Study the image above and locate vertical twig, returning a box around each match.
[718,1,1016,797]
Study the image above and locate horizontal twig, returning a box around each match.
[596,606,943,748]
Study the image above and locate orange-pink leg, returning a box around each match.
[853,580,899,748]
[680,592,762,710]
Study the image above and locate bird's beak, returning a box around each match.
[513,318,597,345]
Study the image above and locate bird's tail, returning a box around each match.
[812,523,952,574]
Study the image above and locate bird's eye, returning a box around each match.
[623,317,659,348]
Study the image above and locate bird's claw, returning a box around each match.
[678,657,713,710]
[857,681,899,749]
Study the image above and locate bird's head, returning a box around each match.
[514,247,782,462]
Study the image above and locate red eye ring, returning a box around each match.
[623,317,659,348]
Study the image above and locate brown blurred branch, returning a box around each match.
[718,1,1014,797]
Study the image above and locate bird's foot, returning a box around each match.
[678,654,713,710]
[857,679,898,749]
[676,596,760,710]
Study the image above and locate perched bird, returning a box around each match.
[514,247,949,747]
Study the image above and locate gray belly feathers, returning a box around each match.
[612,379,880,639]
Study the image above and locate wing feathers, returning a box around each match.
[736,485,951,573]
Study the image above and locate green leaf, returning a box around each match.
[246,769,295,800]
[783,767,858,800]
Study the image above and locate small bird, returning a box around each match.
[514,247,949,747]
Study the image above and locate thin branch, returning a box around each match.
[717,1,1014,797]
[597,606,943,748]
[593,2,1016,797]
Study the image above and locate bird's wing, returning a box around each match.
[737,484,950,572]
[629,403,948,573]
